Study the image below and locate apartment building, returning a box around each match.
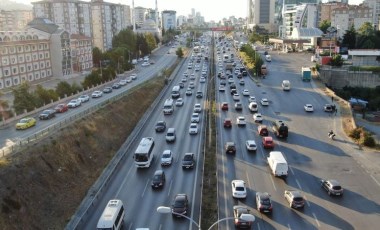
[247,0,276,32]
[319,2,348,23]
[363,0,380,30]
[70,34,93,73]
[161,10,176,30]
[134,6,147,27]
[0,10,33,31]
[283,3,318,37]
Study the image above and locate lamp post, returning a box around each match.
[156,206,255,230]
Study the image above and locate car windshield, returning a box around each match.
[153,175,161,181]
[293,197,304,202]
[261,198,271,205]
[332,186,342,190]
[162,153,171,158]
[184,155,193,161]
[235,187,245,191]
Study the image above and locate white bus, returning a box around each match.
[97,199,125,230]
[134,137,155,168]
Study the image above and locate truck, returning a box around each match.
[272,120,288,138]
[301,67,311,81]
[163,98,174,115]
[267,151,288,177]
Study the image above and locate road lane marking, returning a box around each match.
[312,212,320,227]
[115,164,135,197]
[257,222,261,230]
[370,174,380,187]
[289,166,294,175]
[287,224,292,230]
[246,171,252,188]
[296,179,302,190]
[141,179,149,197]
[270,175,277,191]
[168,179,173,197]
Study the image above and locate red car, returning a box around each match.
[224,118,232,128]
[221,102,229,111]
[55,103,68,113]
[262,136,275,149]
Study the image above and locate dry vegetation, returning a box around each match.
[0,77,165,229]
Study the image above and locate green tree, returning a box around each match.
[55,81,74,98]
[0,92,11,120]
[176,47,184,58]
[319,20,331,34]
[330,54,344,66]
[92,47,103,67]
[82,71,102,89]
[34,85,59,106]
[12,82,37,114]
[145,33,157,53]
[342,26,356,49]
[358,22,374,36]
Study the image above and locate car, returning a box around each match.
[183,72,188,77]
[230,83,237,90]
[236,116,246,126]
[171,194,189,217]
[200,77,206,83]
[304,104,314,112]
[233,93,240,101]
[245,140,257,152]
[178,82,184,88]
[258,125,269,136]
[187,64,192,69]
[54,103,68,113]
[141,61,150,66]
[190,74,196,80]
[262,136,274,149]
[220,80,226,86]
[230,88,237,95]
[225,142,236,154]
[219,85,225,91]
[39,109,56,120]
[253,113,263,123]
[224,118,232,128]
[233,206,254,229]
[112,83,121,89]
[196,91,203,98]
[67,99,81,108]
[284,190,305,209]
[119,79,127,85]
[181,77,187,83]
[242,89,249,96]
[194,103,202,113]
[256,192,273,213]
[248,96,256,103]
[151,170,165,189]
[260,98,269,106]
[91,90,103,98]
[15,117,36,130]
[324,104,333,112]
[320,179,344,196]
[189,82,195,89]
[165,128,176,142]
[103,87,112,93]
[239,80,245,85]
[185,89,192,96]
[155,120,166,132]
[161,150,173,166]
[78,94,90,103]
[182,153,195,169]
[234,102,243,111]
[228,78,234,84]
[175,98,184,106]
[191,113,200,123]
[189,123,199,135]
[131,74,137,80]
[231,180,247,199]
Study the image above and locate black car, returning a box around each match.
[39,109,56,120]
[321,179,343,196]
[179,82,184,88]
[155,120,166,132]
[172,194,189,217]
[196,91,203,98]
[182,153,195,169]
[233,205,253,228]
[225,142,236,154]
[103,87,112,93]
[256,192,273,213]
[151,170,165,189]
[230,83,236,90]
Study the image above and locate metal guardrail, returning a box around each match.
[65,57,187,229]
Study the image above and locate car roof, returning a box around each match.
[232,180,245,186]
[246,140,256,144]
[287,190,302,197]
[326,179,340,186]
[256,192,270,199]
[154,169,164,175]
[263,136,273,141]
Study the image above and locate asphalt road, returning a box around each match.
[80,35,212,229]
[0,45,177,151]
[215,38,380,229]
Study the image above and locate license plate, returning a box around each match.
[336,193,340,195]
[264,210,269,212]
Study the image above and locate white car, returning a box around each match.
[232,180,247,199]
[236,116,246,126]
[253,113,263,123]
[260,98,269,106]
[78,94,90,103]
[126,77,132,83]
[189,123,199,135]
[246,140,257,151]
[200,77,206,83]
[161,150,173,166]
[233,93,240,101]
[131,74,137,80]
[242,89,250,96]
[183,72,188,77]
[189,82,195,89]
[191,113,200,123]
[67,99,81,108]
[175,98,184,106]
[228,78,234,84]
[119,79,127,85]
[248,96,256,102]
[181,77,187,82]
[194,103,202,113]
[304,104,314,112]
[91,90,103,98]
[219,85,225,92]
[141,61,150,66]
[190,74,196,80]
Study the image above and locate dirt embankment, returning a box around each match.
[0,77,165,229]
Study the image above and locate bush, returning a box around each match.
[349,127,362,140]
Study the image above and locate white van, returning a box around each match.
[265,55,272,62]
[267,151,288,177]
[171,85,180,98]
[97,200,125,230]
[248,102,258,112]
[163,98,174,115]
[282,80,291,91]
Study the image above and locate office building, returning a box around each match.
[161,10,176,30]
[247,0,276,32]
[0,10,33,31]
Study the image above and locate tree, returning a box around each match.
[176,47,184,58]
[358,22,374,36]
[82,71,102,89]
[34,85,59,106]
[92,47,103,67]
[330,54,344,66]
[12,82,37,114]
[145,33,157,53]
[356,22,376,49]
[0,92,11,120]
[319,20,331,34]
[55,81,74,98]
[342,26,356,49]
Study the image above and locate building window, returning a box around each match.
[33,54,38,61]
[34,64,38,70]
[32,45,37,51]
[25,45,30,52]
[26,56,31,62]
[2,58,9,65]
[45,52,49,58]
[40,62,45,68]
[14,78,19,85]
[44,44,48,49]
[11,58,16,64]
[17,46,23,52]
[6,80,11,87]
[39,54,43,59]
[4,70,10,76]
[27,65,32,71]
[46,61,50,67]
[9,47,16,54]
[18,56,24,62]
[20,66,25,72]
[12,67,18,74]
[39,44,43,50]
[1,47,7,54]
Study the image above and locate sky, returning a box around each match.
[13,0,364,22]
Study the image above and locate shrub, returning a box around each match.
[349,127,362,139]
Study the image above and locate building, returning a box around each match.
[282,3,318,37]
[363,0,380,30]
[134,6,147,27]
[247,0,276,33]
[319,1,348,24]
[177,15,187,28]
[70,34,93,73]
[161,10,176,30]
[331,5,373,38]
[135,19,161,39]
[0,10,33,31]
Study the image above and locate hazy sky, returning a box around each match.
[13,0,364,22]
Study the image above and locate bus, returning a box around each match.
[97,199,125,230]
[134,137,155,168]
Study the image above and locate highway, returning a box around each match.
[215,35,380,229]
[80,35,212,229]
[0,45,177,151]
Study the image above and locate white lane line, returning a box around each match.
[306,199,311,207]
[287,224,292,230]
[158,224,162,230]
[296,179,302,190]
[141,179,149,198]
[167,179,173,197]
[257,222,261,230]
[270,175,277,191]
[312,212,321,227]
[246,171,253,189]
[115,164,135,197]
[370,174,380,188]
[289,166,294,175]
[127,223,133,230]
